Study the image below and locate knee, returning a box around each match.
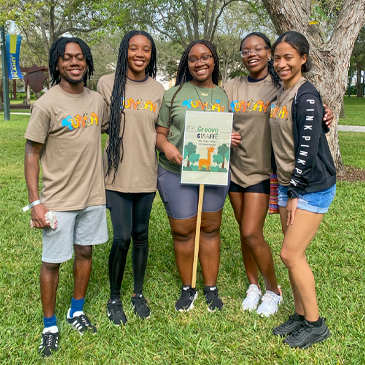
[42,262,60,272]
[201,220,220,237]
[241,229,262,248]
[132,228,148,246]
[280,248,294,268]
[74,245,92,260]
[112,237,131,252]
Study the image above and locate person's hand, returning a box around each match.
[286,198,298,226]
[30,203,50,229]
[231,132,242,147]
[323,104,333,127]
[164,143,183,165]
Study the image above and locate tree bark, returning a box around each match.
[262,0,365,173]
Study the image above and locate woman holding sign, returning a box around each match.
[156,40,241,312]
[223,32,333,317]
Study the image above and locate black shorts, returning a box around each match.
[229,179,270,195]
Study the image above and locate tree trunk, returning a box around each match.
[356,66,363,97]
[262,0,365,173]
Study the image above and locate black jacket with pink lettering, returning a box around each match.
[287,81,336,198]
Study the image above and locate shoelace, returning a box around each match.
[261,292,276,305]
[282,314,300,327]
[76,314,92,328]
[134,296,148,309]
[291,321,312,338]
[246,287,260,297]
[109,301,124,315]
[182,288,196,299]
[44,332,56,347]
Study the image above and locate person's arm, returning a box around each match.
[156,125,183,165]
[24,139,49,228]
[286,94,323,225]
[97,79,110,134]
[323,104,333,130]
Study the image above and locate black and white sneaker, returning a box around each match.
[131,293,151,319]
[273,313,303,337]
[283,318,330,349]
[107,298,127,326]
[204,286,223,312]
[66,309,97,335]
[175,286,197,312]
[38,327,59,357]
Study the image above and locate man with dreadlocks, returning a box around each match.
[24,37,108,357]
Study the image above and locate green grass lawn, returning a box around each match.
[0,116,364,364]
[339,97,365,126]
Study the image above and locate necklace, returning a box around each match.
[192,81,214,111]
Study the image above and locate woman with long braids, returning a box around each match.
[223,32,333,317]
[97,30,164,325]
[270,31,335,349]
[156,40,241,312]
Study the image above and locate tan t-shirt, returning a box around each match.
[223,75,280,188]
[269,77,306,186]
[24,85,107,211]
[98,75,165,192]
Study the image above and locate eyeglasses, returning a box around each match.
[240,46,269,58]
[187,54,213,66]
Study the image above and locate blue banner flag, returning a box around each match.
[6,34,23,80]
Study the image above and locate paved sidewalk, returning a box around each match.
[338,125,365,132]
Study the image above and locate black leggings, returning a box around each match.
[106,190,155,298]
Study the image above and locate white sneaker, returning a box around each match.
[242,284,261,311]
[257,286,283,317]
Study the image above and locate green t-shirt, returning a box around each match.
[157,82,229,174]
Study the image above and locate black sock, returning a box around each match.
[307,317,322,327]
[297,314,305,321]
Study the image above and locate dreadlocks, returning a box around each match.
[240,32,281,88]
[168,39,220,127]
[49,37,94,86]
[106,30,157,182]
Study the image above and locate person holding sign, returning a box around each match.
[223,32,333,317]
[98,30,164,325]
[270,31,335,349]
[156,40,241,312]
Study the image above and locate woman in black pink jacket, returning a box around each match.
[269,31,336,350]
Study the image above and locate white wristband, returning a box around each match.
[23,199,41,212]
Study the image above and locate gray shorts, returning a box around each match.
[42,205,108,264]
[157,165,229,219]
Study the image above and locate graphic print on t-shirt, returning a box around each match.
[182,98,226,112]
[62,112,99,131]
[230,99,270,113]
[123,97,159,113]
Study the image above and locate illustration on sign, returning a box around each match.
[181,111,233,186]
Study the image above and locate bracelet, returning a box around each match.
[23,199,41,212]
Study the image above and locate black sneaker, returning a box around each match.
[283,318,330,349]
[175,286,197,312]
[107,298,127,326]
[38,330,59,357]
[273,313,303,337]
[131,293,151,319]
[203,286,223,312]
[66,308,97,335]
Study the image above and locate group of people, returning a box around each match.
[23,28,336,357]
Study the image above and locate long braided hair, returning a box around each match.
[106,30,157,182]
[49,37,94,86]
[240,32,281,88]
[168,39,220,127]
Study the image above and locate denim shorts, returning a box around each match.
[42,205,108,263]
[157,165,229,219]
[278,184,336,214]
